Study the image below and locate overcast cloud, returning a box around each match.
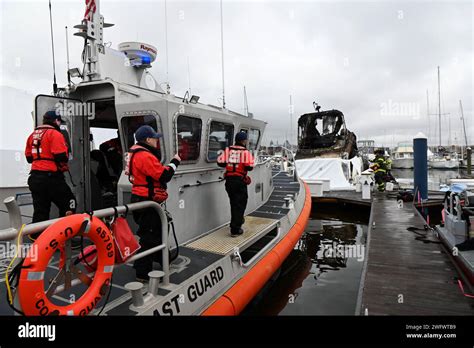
[1,0,472,150]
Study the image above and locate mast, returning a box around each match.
[74,0,114,82]
[164,0,170,93]
[460,100,468,147]
[426,89,430,145]
[289,94,294,147]
[48,0,57,95]
[220,0,226,109]
[437,66,441,147]
[187,56,192,95]
[65,26,71,86]
[243,86,249,116]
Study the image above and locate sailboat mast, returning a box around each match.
[437,66,441,147]
[460,100,468,147]
[426,89,430,145]
[243,86,249,116]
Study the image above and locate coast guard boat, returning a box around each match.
[0,0,311,316]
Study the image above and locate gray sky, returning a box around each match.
[1,0,473,150]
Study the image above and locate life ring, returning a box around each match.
[18,214,115,316]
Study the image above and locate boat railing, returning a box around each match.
[281,146,298,181]
[0,197,171,286]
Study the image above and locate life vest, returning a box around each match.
[18,214,114,316]
[27,125,68,172]
[124,144,168,202]
[219,145,254,178]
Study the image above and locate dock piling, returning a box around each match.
[413,133,428,200]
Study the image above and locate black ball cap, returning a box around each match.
[43,110,62,122]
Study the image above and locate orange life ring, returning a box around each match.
[19,214,115,316]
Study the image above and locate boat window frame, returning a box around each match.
[205,119,235,163]
[239,127,261,151]
[120,110,165,163]
[174,113,203,164]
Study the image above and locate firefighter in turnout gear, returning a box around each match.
[217,131,255,237]
[370,148,389,192]
[24,110,76,240]
[125,125,181,281]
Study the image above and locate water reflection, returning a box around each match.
[244,208,368,315]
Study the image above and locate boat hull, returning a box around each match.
[391,158,414,169]
[429,159,459,169]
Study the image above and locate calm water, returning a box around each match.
[244,204,369,315]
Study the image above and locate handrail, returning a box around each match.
[280,146,298,180]
[0,198,171,286]
[178,178,225,193]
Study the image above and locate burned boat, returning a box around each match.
[296,105,358,160]
[295,104,362,191]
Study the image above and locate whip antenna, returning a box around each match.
[48,0,58,95]
[220,0,226,109]
[65,26,71,86]
[164,0,170,93]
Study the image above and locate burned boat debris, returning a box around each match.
[296,105,358,160]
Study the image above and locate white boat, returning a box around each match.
[429,152,459,170]
[391,143,414,169]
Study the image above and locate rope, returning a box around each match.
[5,224,26,304]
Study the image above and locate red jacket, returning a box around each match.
[217,145,255,177]
[25,124,69,172]
[125,143,179,201]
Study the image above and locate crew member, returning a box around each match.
[370,148,389,192]
[125,125,181,281]
[25,110,76,239]
[217,131,255,237]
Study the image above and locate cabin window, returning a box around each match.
[248,129,260,150]
[239,128,260,150]
[177,115,202,161]
[207,121,234,161]
[121,114,163,160]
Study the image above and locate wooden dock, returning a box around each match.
[356,192,473,315]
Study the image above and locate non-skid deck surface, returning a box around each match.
[359,193,473,315]
[186,216,277,255]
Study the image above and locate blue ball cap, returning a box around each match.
[135,125,162,142]
[43,110,62,121]
[235,131,248,142]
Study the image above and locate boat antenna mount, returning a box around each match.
[313,101,321,112]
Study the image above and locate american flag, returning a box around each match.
[84,0,96,20]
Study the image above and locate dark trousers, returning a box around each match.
[28,171,76,238]
[374,172,386,192]
[28,171,76,222]
[225,176,248,234]
[131,194,162,277]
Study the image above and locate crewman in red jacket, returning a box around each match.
[217,131,255,237]
[24,110,76,239]
[125,125,181,281]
